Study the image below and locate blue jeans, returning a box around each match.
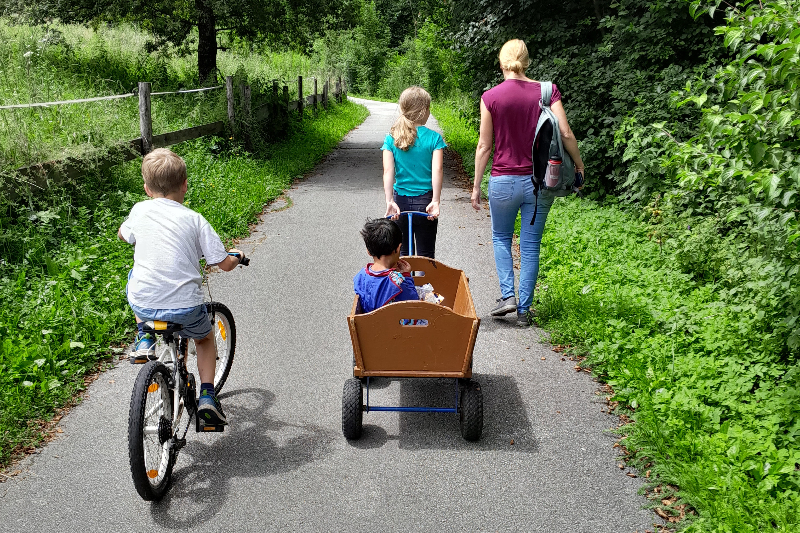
[488,175,554,313]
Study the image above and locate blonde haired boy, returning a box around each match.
[118,148,245,425]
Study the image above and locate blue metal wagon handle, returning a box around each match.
[387,211,430,256]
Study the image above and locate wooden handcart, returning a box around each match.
[343,251,483,441]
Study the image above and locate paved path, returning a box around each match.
[1,98,657,532]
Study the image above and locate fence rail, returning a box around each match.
[5,75,347,196]
[0,85,225,110]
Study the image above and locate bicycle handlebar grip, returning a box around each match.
[228,252,250,266]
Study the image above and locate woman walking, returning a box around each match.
[471,39,585,326]
[383,86,446,258]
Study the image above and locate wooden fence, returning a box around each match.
[7,75,347,195]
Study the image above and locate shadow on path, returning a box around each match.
[149,388,335,529]
[347,374,538,453]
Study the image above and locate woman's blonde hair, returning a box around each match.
[390,86,431,151]
[498,39,530,74]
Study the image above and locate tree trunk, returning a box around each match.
[196,0,217,84]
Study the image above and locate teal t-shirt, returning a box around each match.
[382,126,447,196]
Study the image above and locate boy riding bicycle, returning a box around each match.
[118,148,245,425]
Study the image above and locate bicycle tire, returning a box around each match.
[128,361,175,501]
[207,302,235,394]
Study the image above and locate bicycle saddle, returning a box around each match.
[141,320,183,335]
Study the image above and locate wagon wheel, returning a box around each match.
[459,380,483,441]
[342,378,363,440]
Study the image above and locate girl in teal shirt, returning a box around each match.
[382,86,447,259]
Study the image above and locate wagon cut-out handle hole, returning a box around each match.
[399,319,429,326]
[411,271,426,277]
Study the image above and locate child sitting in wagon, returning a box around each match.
[353,218,419,313]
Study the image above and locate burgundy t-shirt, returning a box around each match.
[482,79,562,176]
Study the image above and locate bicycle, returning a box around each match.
[127,254,248,501]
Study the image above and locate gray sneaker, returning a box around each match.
[490,296,517,316]
[516,311,531,327]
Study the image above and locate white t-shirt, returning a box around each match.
[120,198,228,309]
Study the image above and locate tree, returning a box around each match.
[14,0,341,83]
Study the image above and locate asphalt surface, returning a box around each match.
[0,98,659,532]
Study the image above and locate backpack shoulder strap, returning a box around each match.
[540,81,553,107]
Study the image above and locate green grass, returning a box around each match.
[0,20,337,171]
[0,35,368,468]
[434,98,800,531]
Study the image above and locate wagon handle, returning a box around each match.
[386,211,429,256]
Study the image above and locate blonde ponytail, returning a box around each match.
[390,86,431,151]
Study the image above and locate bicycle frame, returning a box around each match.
[152,333,194,451]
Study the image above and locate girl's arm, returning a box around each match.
[472,99,493,210]
[551,100,585,174]
[383,150,400,219]
[426,149,443,219]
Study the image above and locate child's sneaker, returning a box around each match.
[130,333,156,364]
[198,390,228,425]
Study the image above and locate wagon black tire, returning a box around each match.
[342,378,363,440]
[128,361,175,501]
[207,302,235,394]
[459,380,483,442]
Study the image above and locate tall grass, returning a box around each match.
[0,20,338,171]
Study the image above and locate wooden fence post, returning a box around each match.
[138,82,152,154]
[272,80,279,117]
[226,76,235,133]
[336,76,342,103]
[313,77,318,114]
[297,76,303,120]
[283,84,290,128]
[323,79,328,110]
[242,84,252,149]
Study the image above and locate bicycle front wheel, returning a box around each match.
[128,361,175,501]
[207,302,235,394]
[186,302,236,394]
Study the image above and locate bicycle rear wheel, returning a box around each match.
[128,361,175,501]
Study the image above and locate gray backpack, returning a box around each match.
[530,81,580,224]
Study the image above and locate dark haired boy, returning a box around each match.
[354,218,419,313]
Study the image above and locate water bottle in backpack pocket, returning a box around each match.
[544,155,562,188]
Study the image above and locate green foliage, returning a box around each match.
[13,0,349,81]
[615,0,800,357]
[536,197,800,531]
[376,21,464,100]
[312,0,389,96]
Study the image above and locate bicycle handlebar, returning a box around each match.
[228,252,250,266]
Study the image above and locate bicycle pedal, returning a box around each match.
[196,419,225,433]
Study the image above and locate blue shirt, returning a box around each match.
[353,265,419,313]
[382,126,447,196]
